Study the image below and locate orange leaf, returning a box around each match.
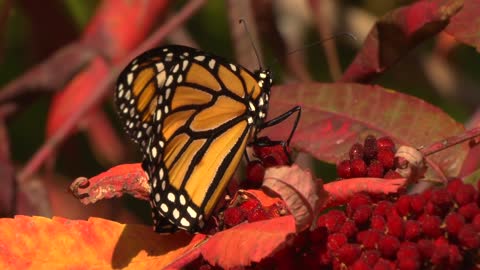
[70,163,149,204]
[262,165,326,231]
[0,216,206,270]
[195,216,295,269]
[323,178,406,208]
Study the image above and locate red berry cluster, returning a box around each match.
[222,196,288,229]
[251,179,480,269]
[337,135,401,179]
[244,137,292,188]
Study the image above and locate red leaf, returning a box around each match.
[262,165,327,231]
[0,216,204,270]
[182,216,296,269]
[264,82,467,181]
[445,0,480,51]
[70,163,149,204]
[340,0,462,83]
[323,178,406,209]
[46,57,109,138]
[83,0,170,62]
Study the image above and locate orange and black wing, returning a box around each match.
[115,45,266,232]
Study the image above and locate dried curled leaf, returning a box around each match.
[262,165,326,231]
[70,163,149,204]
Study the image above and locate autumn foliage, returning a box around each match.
[1,0,480,269]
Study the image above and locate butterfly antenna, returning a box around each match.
[287,32,357,56]
[239,19,263,69]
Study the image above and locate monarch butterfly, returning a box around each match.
[115,45,300,233]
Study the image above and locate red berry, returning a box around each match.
[430,189,453,212]
[351,259,371,270]
[404,220,422,241]
[473,214,480,231]
[364,135,378,161]
[351,158,367,177]
[373,258,396,270]
[397,243,420,270]
[384,170,402,179]
[373,201,394,217]
[454,183,476,206]
[424,201,442,216]
[247,207,268,223]
[377,149,395,170]
[431,242,449,266]
[417,239,434,259]
[223,207,245,227]
[419,214,443,238]
[335,244,361,265]
[367,160,384,178]
[347,194,372,217]
[349,143,364,160]
[445,212,465,236]
[458,224,480,249]
[240,199,260,212]
[353,205,372,226]
[357,229,381,249]
[317,210,347,233]
[409,194,425,215]
[446,178,463,195]
[361,250,380,265]
[337,160,352,178]
[377,136,395,151]
[448,245,462,267]
[378,235,400,258]
[339,220,358,239]
[395,195,411,217]
[370,215,386,232]
[327,233,348,251]
[386,214,404,238]
[246,160,265,187]
[459,202,480,221]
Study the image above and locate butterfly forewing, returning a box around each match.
[114,45,271,232]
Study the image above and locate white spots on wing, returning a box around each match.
[131,64,139,71]
[173,208,180,219]
[159,168,164,179]
[127,73,134,85]
[155,193,160,202]
[179,195,186,205]
[156,109,162,121]
[229,64,237,71]
[160,203,169,213]
[194,55,205,61]
[248,102,255,111]
[172,64,180,73]
[164,106,169,114]
[151,146,157,158]
[125,90,131,100]
[165,88,171,99]
[156,62,165,72]
[165,75,173,87]
[259,72,267,79]
[208,59,215,69]
[259,97,264,106]
[180,218,190,227]
[177,74,183,83]
[167,192,175,202]
[247,117,253,124]
[187,206,197,218]
[161,180,166,191]
[182,60,189,71]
